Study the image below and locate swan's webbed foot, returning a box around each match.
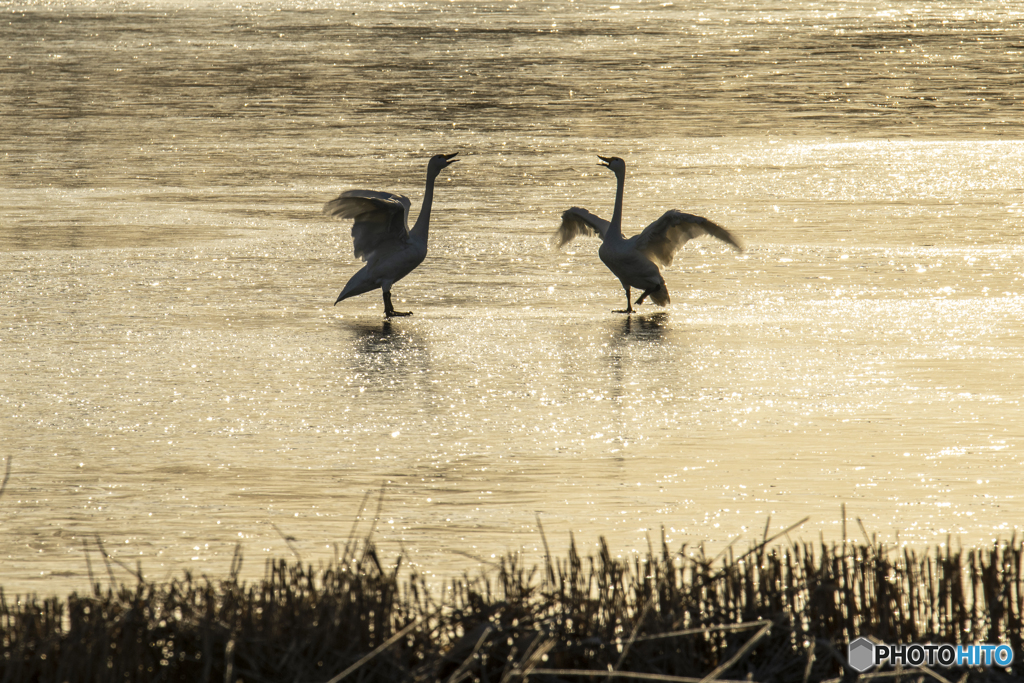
[382,291,411,318]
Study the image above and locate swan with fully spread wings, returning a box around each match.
[555,156,743,313]
[323,153,458,317]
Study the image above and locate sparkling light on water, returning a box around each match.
[1,0,1023,596]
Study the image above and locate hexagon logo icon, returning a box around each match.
[848,637,876,672]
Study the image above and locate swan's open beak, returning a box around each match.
[597,155,612,168]
[443,152,460,165]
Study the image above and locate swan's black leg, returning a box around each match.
[614,286,634,314]
[634,289,652,306]
[383,291,412,317]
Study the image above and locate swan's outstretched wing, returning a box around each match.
[555,207,612,248]
[635,210,743,267]
[323,190,412,261]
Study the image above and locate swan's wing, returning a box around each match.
[635,210,743,267]
[554,207,611,248]
[323,190,412,261]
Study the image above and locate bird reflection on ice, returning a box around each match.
[348,319,400,345]
[618,311,669,339]
[344,319,430,375]
[346,319,407,351]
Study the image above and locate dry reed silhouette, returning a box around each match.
[2,525,1022,683]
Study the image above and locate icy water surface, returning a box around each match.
[2,0,1024,596]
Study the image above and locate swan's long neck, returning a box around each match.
[409,170,438,243]
[608,168,625,240]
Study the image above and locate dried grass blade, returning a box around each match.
[608,595,656,679]
[697,621,771,683]
[917,664,955,683]
[445,625,493,683]
[519,637,557,680]
[632,619,769,642]
[0,455,11,501]
[322,619,418,683]
[801,643,815,683]
[530,669,749,683]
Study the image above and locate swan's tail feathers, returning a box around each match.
[334,265,375,305]
[650,284,670,306]
[335,280,368,305]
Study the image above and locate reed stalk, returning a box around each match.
[2,534,1021,682]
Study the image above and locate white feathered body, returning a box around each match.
[337,237,427,302]
[555,157,741,311]
[598,236,669,304]
[323,153,458,314]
